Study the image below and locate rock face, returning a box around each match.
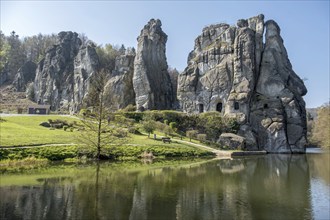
[13,61,37,92]
[250,20,307,153]
[133,19,173,110]
[104,50,136,110]
[218,133,246,150]
[33,32,99,112]
[177,15,307,153]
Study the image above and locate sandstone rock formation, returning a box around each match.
[250,20,307,153]
[33,32,99,112]
[13,61,37,92]
[104,50,136,110]
[177,15,307,153]
[133,19,173,110]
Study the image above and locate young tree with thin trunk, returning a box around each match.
[78,69,126,159]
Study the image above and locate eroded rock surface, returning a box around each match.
[104,51,136,110]
[133,19,173,110]
[178,15,307,153]
[13,61,37,92]
[33,32,99,112]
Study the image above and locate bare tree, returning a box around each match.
[78,69,126,159]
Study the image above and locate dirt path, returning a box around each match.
[174,139,232,157]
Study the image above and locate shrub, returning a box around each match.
[141,119,156,137]
[123,104,136,112]
[186,130,198,141]
[114,128,128,138]
[128,126,138,134]
[63,125,69,131]
[197,134,207,143]
[122,112,144,122]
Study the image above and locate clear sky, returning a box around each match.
[1,0,329,108]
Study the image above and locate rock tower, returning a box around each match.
[133,19,173,110]
[177,15,307,153]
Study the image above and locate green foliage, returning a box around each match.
[141,119,156,137]
[122,112,144,122]
[0,142,214,161]
[197,112,223,142]
[26,82,35,101]
[0,146,78,161]
[186,130,198,142]
[311,104,330,148]
[103,145,214,159]
[197,134,207,143]
[122,104,136,112]
[163,126,174,137]
[95,44,121,70]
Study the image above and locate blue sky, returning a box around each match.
[1,0,329,108]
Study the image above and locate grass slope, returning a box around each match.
[0,115,215,160]
[0,115,77,147]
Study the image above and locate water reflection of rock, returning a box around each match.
[0,155,313,220]
[218,159,246,174]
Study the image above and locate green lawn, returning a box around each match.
[0,115,78,147]
[0,116,215,158]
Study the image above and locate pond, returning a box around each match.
[0,149,329,220]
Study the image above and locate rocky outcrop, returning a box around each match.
[177,15,307,153]
[104,50,136,110]
[218,133,246,150]
[133,19,173,110]
[33,32,99,112]
[250,20,307,153]
[12,61,37,92]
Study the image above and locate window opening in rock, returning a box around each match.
[234,102,239,110]
[216,102,223,112]
[199,104,204,113]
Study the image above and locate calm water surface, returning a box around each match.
[0,149,329,220]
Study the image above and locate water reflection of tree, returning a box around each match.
[0,156,316,220]
[307,152,330,184]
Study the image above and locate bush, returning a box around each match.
[123,104,136,112]
[63,125,69,131]
[0,146,78,161]
[122,112,144,122]
[114,128,128,138]
[128,126,138,134]
[197,134,207,143]
[186,130,198,141]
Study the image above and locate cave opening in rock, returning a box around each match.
[234,102,239,110]
[199,104,204,113]
[216,102,223,112]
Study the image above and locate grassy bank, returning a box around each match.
[0,115,78,147]
[0,115,215,162]
[0,144,214,161]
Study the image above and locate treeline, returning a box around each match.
[115,109,240,145]
[0,30,137,83]
[309,103,330,148]
[0,31,57,81]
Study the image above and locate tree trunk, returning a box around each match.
[97,92,103,160]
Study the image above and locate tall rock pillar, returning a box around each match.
[251,20,308,153]
[133,19,173,110]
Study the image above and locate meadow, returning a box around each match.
[0,115,215,161]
